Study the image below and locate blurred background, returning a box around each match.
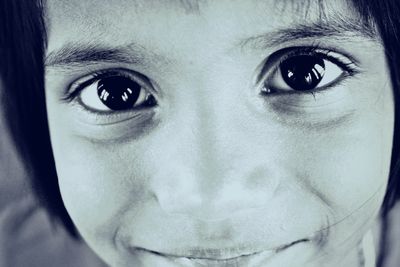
[0,92,29,211]
[0,83,106,266]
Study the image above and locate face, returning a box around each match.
[44,0,394,266]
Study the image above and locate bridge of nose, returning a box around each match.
[147,115,280,220]
[146,64,280,219]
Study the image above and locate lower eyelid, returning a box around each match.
[261,72,353,102]
[68,97,156,126]
[267,80,355,114]
[72,113,160,145]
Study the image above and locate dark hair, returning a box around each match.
[1,0,400,265]
[350,2,400,265]
[0,0,78,237]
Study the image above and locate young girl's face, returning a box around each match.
[44,1,394,266]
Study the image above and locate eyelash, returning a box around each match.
[62,69,142,103]
[61,68,159,121]
[259,44,360,96]
[62,45,359,115]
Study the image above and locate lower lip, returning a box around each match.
[173,250,276,267]
[133,240,309,267]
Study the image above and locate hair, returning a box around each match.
[0,0,78,237]
[1,0,400,265]
[350,2,400,265]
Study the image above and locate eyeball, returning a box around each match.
[264,54,345,93]
[79,75,156,112]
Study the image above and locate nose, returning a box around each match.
[151,162,279,221]
[149,88,279,221]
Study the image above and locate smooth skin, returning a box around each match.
[44,0,394,266]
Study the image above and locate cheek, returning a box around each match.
[324,96,392,214]
[298,117,392,216]
[45,58,394,266]
[292,82,394,249]
[49,128,154,258]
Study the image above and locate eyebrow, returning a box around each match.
[45,42,156,68]
[45,14,379,68]
[239,15,379,50]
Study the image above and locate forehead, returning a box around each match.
[45,0,379,71]
[45,0,356,27]
[45,0,362,45]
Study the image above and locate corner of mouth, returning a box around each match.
[275,238,310,252]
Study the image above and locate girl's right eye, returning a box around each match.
[70,70,157,112]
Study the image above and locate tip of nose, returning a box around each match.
[151,165,279,220]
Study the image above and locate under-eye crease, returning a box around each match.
[62,68,158,115]
[258,45,360,97]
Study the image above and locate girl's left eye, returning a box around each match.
[261,49,356,95]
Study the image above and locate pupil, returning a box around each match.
[280,55,325,91]
[97,76,141,110]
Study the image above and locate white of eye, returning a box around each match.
[268,59,344,92]
[79,80,149,111]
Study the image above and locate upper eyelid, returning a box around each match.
[60,47,358,102]
[62,68,156,102]
[256,46,359,85]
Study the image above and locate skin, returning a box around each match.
[44,0,394,266]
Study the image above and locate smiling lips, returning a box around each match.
[132,239,309,267]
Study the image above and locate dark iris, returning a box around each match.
[280,55,325,91]
[97,76,141,110]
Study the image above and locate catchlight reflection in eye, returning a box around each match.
[263,51,352,95]
[79,74,156,112]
